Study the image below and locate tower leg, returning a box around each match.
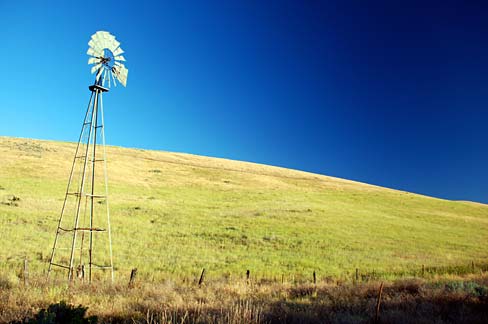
[67,90,98,281]
[99,92,115,283]
[48,92,94,279]
[88,90,100,283]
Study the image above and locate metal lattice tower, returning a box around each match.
[48,31,128,282]
[47,83,113,282]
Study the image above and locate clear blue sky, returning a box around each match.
[1,1,487,203]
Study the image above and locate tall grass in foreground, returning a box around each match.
[1,272,487,323]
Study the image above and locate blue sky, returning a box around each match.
[1,1,487,203]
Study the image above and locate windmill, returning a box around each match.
[47,31,128,282]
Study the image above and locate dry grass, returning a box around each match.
[1,273,487,323]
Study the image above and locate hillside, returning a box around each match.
[1,136,487,281]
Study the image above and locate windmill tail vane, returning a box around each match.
[47,31,128,283]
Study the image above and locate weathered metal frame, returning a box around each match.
[47,80,113,283]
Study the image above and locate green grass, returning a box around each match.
[1,136,487,282]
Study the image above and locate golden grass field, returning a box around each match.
[1,136,488,322]
[1,136,487,282]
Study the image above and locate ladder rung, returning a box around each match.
[59,227,106,232]
[53,247,82,250]
[83,122,92,126]
[75,227,106,232]
[95,125,104,128]
[75,155,87,159]
[88,159,105,162]
[90,263,112,269]
[85,194,106,198]
[50,262,71,269]
[66,193,106,198]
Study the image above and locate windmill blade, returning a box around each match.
[91,34,104,49]
[96,38,109,50]
[97,31,120,51]
[93,32,108,50]
[90,63,102,74]
[91,63,102,74]
[92,31,110,42]
[102,39,112,49]
[110,70,117,87]
[93,31,106,43]
[88,57,100,65]
[100,31,110,39]
[114,55,126,62]
[107,41,120,52]
[109,40,121,52]
[90,35,100,46]
[107,69,111,87]
[88,39,97,49]
[116,64,128,87]
[103,38,116,52]
[117,73,127,87]
[103,70,109,86]
[99,31,113,48]
[96,67,104,81]
[89,38,105,52]
[92,40,104,52]
[106,34,115,44]
[112,47,124,56]
[87,47,100,57]
[91,31,104,39]
[112,65,126,86]
[88,46,104,57]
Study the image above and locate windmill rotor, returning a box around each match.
[87,31,128,87]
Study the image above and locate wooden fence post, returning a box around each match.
[246,269,250,284]
[76,265,85,281]
[422,264,425,277]
[313,271,316,285]
[198,268,206,286]
[374,282,384,323]
[472,261,475,273]
[23,257,28,286]
[355,268,359,282]
[281,274,284,284]
[128,268,137,288]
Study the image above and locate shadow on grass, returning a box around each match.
[12,301,97,324]
[8,279,488,324]
[93,285,487,324]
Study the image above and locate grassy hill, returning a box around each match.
[1,136,487,282]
